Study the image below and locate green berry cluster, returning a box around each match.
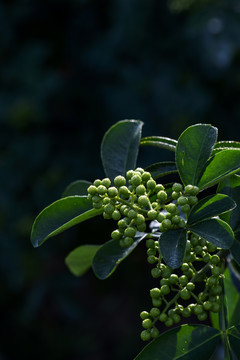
[140,233,224,341]
[87,169,200,247]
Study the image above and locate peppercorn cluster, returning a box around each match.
[87,168,199,247]
[140,234,223,341]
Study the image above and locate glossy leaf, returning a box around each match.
[92,232,147,280]
[227,325,240,356]
[159,229,187,269]
[140,136,177,152]
[145,161,177,179]
[224,267,240,327]
[134,324,220,360]
[62,180,91,197]
[198,149,240,190]
[175,124,218,186]
[212,141,240,155]
[188,218,234,249]
[31,196,102,247]
[188,194,236,225]
[217,174,240,231]
[101,119,143,181]
[65,245,101,276]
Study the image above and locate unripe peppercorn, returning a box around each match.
[104,203,115,214]
[124,237,134,247]
[162,219,172,230]
[211,303,220,313]
[197,312,207,321]
[179,275,188,286]
[172,191,181,200]
[211,254,220,264]
[151,268,161,278]
[112,210,121,220]
[147,179,156,191]
[94,179,102,187]
[165,203,177,214]
[203,301,212,311]
[140,311,150,320]
[181,204,190,213]
[165,318,174,327]
[184,185,194,195]
[140,330,151,341]
[150,288,161,298]
[169,274,178,284]
[101,178,111,188]
[186,282,195,291]
[182,308,191,317]
[136,185,146,195]
[124,226,136,237]
[157,213,165,222]
[138,195,149,207]
[126,170,135,179]
[141,171,151,182]
[103,212,112,219]
[188,196,198,205]
[131,174,142,187]
[97,185,107,195]
[172,314,181,324]
[177,196,188,206]
[152,298,162,307]
[111,229,122,240]
[150,327,159,338]
[157,190,167,202]
[150,307,160,318]
[146,239,155,248]
[114,175,126,187]
[147,255,157,264]
[161,267,172,278]
[87,185,98,196]
[211,266,221,276]
[180,288,191,300]
[135,214,145,225]
[93,201,103,209]
[193,305,203,315]
[127,209,137,219]
[119,186,130,198]
[160,285,170,295]
[107,187,118,198]
[137,223,147,232]
[172,183,183,192]
[155,184,165,192]
[172,215,181,224]
[147,209,157,220]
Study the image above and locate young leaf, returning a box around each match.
[92,233,147,280]
[159,229,187,269]
[65,245,101,276]
[187,194,236,226]
[227,325,240,356]
[198,149,240,190]
[224,267,240,328]
[145,161,177,179]
[101,119,143,181]
[31,196,102,248]
[62,180,91,197]
[175,124,218,186]
[217,174,240,231]
[134,324,220,360]
[188,218,234,249]
[140,136,177,152]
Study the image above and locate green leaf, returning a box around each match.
[217,174,240,231]
[198,149,240,190]
[159,229,187,269]
[188,218,234,249]
[212,141,240,155]
[145,161,177,179]
[230,236,240,266]
[62,180,91,197]
[175,124,218,186]
[227,325,240,356]
[187,194,236,225]
[140,136,177,152]
[224,267,240,327]
[101,119,143,181]
[92,232,147,280]
[65,245,101,276]
[134,324,220,360]
[31,196,102,247]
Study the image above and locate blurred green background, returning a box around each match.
[1,0,240,359]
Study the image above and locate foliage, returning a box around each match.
[31,120,240,359]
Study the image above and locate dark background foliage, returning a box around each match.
[1,0,240,359]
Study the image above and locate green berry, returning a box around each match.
[142,318,152,329]
[181,204,190,213]
[126,170,135,179]
[104,203,115,214]
[169,274,178,284]
[136,185,146,195]
[107,187,118,198]
[137,223,147,232]
[184,185,194,195]
[182,308,191,317]
[119,186,130,198]
[103,212,112,219]
[124,226,136,237]
[186,282,195,291]
[211,285,222,296]
[92,195,102,203]
[127,209,137,219]
[155,184,165,192]
[177,196,188,206]
[140,311,150,320]
[97,185,107,195]
[87,185,98,196]
[114,175,126,187]
[150,308,160,318]
[162,219,172,230]
[152,298,162,307]
[181,263,189,272]
[203,301,212,311]
[211,266,221,276]
[103,197,111,205]
[101,178,111,188]
[146,179,156,191]
[159,313,168,322]
[156,213,165,222]
[112,210,121,220]
[124,237,134,247]
[151,268,161,278]
[147,209,157,220]
[147,255,157,264]
[165,203,177,214]
[131,174,142,187]
[211,303,220,313]
[150,288,161,298]
[150,327,159,338]
[141,172,151,182]
[203,253,211,262]
[138,195,149,207]
[165,318,174,327]
[160,285,170,295]
[197,312,207,321]
[172,215,181,224]
[136,167,144,174]
[210,254,220,264]
[178,219,186,228]
[207,243,218,252]
[135,214,145,225]
[172,183,183,192]
[172,191,181,200]
[157,190,167,202]
[93,201,103,209]
[161,267,172,278]
[93,179,102,187]
[111,230,122,240]
[179,275,188,286]
[180,288,191,300]
[172,314,181,324]
[140,330,151,341]
[146,239,155,248]
[188,196,198,205]
[193,305,203,315]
